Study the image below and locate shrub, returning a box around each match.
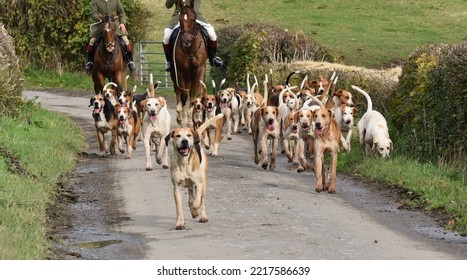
[0,24,23,116]
[213,23,337,83]
[388,41,467,169]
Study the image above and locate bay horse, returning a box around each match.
[171,0,208,125]
[92,12,126,95]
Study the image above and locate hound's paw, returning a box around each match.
[162,165,169,169]
[156,158,162,164]
[199,217,208,223]
[261,163,268,169]
[124,155,131,159]
[145,166,153,171]
[176,224,186,230]
[227,136,232,140]
[315,186,323,193]
[328,189,336,194]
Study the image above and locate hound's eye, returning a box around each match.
[379,148,384,151]
[175,135,181,138]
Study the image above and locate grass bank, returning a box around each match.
[0,100,85,259]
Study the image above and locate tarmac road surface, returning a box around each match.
[24,90,467,260]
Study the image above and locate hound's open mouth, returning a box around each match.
[221,101,228,108]
[207,104,214,112]
[267,124,275,131]
[93,107,101,115]
[315,125,327,135]
[177,146,190,156]
[301,124,310,131]
[150,112,157,122]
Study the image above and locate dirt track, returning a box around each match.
[24,90,467,260]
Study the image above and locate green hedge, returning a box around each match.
[212,23,337,84]
[388,41,467,168]
[0,0,151,71]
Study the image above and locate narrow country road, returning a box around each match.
[24,90,467,260]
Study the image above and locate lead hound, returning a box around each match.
[165,113,224,230]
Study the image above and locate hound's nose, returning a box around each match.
[268,118,274,124]
[315,122,321,128]
[94,102,99,109]
[181,139,189,146]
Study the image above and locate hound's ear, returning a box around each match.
[164,131,173,146]
[389,140,394,150]
[140,99,147,108]
[274,107,279,117]
[352,107,357,114]
[327,109,333,117]
[89,97,94,107]
[372,141,379,151]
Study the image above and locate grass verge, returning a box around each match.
[0,100,85,259]
[338,137,466,235]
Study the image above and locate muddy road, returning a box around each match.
[24,90,466,260]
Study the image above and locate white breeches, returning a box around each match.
[163,20,216,45]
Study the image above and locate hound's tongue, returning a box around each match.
[267,124,275,131]
[221,102,227,108]
[119,119,125,125]
[93,108,100,114]
[316,126,325,135]
[179,147,190,156]
[150,115,157,122]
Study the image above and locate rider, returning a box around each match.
[85,0,136,73]
[162,0,223,72]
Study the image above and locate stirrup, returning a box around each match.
[85,62,94,72]
[213,57,223,67]
[128,61,136,72]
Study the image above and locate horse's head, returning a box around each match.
[179,0,197,48]
[99,12,118,53]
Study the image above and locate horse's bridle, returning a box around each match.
[179,12,197,47]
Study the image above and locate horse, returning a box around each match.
[92,12,126,95]
[170,0,208,125]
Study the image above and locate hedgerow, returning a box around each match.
[388,41,467,169]
[212,23,337,83]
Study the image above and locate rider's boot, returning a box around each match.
[208,40,223,67]
[163,43,174,72]
[126,43,136,72]
[85,44,94,72]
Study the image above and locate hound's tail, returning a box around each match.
[196,113,224,135]
[351,85,372,113]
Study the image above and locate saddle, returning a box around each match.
[94,35,129,62]
[170,24,209,48]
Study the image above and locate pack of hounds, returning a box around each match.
[89,71,393,230]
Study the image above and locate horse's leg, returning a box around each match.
[175,88,183,125]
